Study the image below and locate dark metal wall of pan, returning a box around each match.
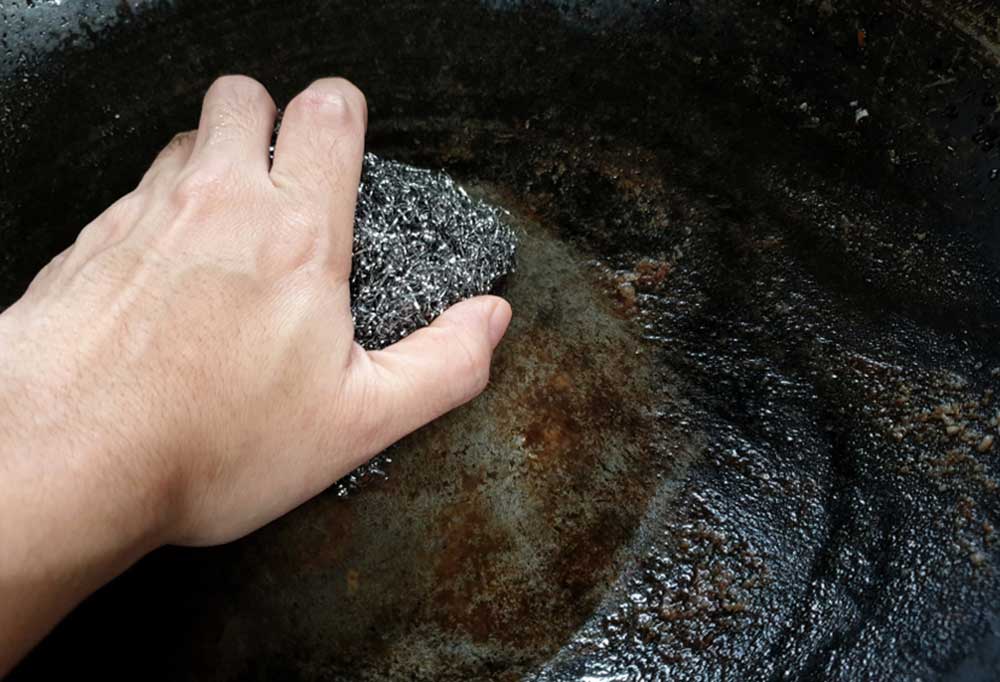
[3,0,1000,680]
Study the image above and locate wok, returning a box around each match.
[3,0,1000,679]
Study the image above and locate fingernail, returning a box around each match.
[487,299,512,349]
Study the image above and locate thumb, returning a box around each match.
[347,296,512,455]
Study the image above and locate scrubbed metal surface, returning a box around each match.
[352,154,516,350]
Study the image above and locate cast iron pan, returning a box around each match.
[3,1,1000,680]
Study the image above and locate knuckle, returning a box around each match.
[325,77,366,111]
[104,192,143,228]
[144,132,196,185]
[86,193,143,247]
[28,250,69,291]
[210,75,271,105]
[168,130,197,150]
[172,163,227,207]
[68,222,114,263]
[298,89,349,120]
[291,78,365,130]
[205,76,275,140]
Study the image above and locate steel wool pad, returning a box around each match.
[350,154,517,350]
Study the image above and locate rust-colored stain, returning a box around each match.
[430,500,530,644]
[517,329,648,478]
[636,258,672,289]
[458,467,484,495]
[522,372,583,461]
[346,568,361,594]
[433,502,512,584]
[551,507,635,602]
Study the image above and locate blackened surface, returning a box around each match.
[4,0,1000,680]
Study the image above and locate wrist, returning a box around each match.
[0,369,171,669]
[0,310,176,671]
[0,369,170,591]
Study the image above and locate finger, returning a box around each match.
[270,78,367,279]
[346,296,512,454]
[137,131,196,189]
[188,75,276,173]
[55,191,147,277]
[25,244,73,294]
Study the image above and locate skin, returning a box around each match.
[0,75,512,674]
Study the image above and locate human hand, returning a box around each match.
[0,75,510,578]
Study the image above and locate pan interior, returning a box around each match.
[4,0,1000,680]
